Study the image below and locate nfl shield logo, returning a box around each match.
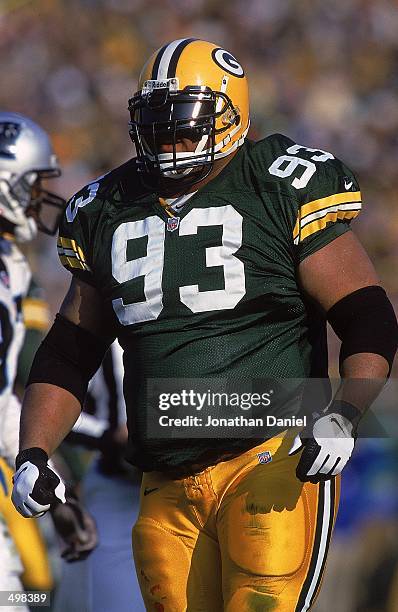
[257,450,272,465]
[166,217,180,232]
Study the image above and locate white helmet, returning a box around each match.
[0,112,66,242]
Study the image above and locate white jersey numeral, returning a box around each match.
[111,217,165,325]
[179,206,245,313]
[66,182,100,222]
[268,144,334,189]
[111,205,245,325]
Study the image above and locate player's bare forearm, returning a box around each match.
[333,352,389,415]
[19,383,81,456]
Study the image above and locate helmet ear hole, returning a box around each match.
[232,106,241,125]
[221,106,240,127]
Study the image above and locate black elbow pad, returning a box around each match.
[27,314,111,404]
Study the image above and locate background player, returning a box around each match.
[12,40,398,611]
[0,112,98,606]
[0,111,65,605]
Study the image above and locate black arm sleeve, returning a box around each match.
[27,314,111,404]
[327,285,398,374]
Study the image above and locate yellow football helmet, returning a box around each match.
[128,38,250,180]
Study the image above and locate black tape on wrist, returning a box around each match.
[327,285,398,374]
[16,447,48,470]
[329,399,362,429]
[27,314,110,404]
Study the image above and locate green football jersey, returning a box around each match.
[58,134,362,473]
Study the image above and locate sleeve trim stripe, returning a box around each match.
[58,247,77,258]
[57,236,90,271]
[293,196,362,242]
[57,246,89,267]
[300,202,361,229]
[57,237,87,263]
[58,236,75,248]
[294,210,360,244]
[300,191,361,218]
[58,254,91,272]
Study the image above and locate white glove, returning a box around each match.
[12,447,66,518]
[289,401,361,483]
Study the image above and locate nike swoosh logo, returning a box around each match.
[143,487,159,496]
[344,180,353,190]
[330,417,346,434]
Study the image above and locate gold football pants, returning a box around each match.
[132,434,340,611]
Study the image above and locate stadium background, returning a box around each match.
[1,0,398,610]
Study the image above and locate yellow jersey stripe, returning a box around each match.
[58,236,89,271]
[58,236,74,248]
[300,191,361,218]
[300,210,360,241]
[300,202,361,229]
[76,245,86,264]
[58,255,90,272]
[57,237,87,263]
[293,192,362,242]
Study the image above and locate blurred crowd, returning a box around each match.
[1,1,398,610]
[1,0,398,307]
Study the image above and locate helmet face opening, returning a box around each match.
[129,85,236,176]
[26,172,66,236]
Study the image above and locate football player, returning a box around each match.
[0,113,97,602]
[12,40,398,611]
[0,112,66,604]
